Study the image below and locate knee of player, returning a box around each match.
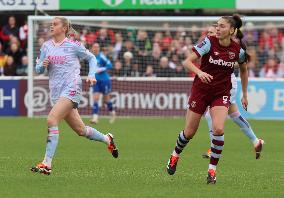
[213,127,224,135]
[46,116,58,127]
[183,128,196,139]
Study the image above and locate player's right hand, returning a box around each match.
[86,77,97,86]
[42,58,50,68]
[197,71,213,84]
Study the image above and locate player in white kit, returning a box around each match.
[31,16,118,175]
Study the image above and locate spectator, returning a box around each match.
[152,32,163,46]
[156,56,174,77]
[189,25,199,43]
[84,28,96,47]
[175,25,187,40]
[112,33,123,61]
[246,47,259,77]
[175,64,187,77]
[279,62,284,77]
[136,30,151,69]
[118,40,138,61]
[259,23,284,52]
[16,55,28,76]
[96,21,115,44]
[169,53,179,69]
[3,56,17,76]
[95,28,112,48]
[129,60,140,77]
[149,42,161,68]
[19,20,28,51]
[160,23,173,54]
[259,57,283,78]
[257,47,269,68]
[37,37,45,47]
[110,60,124,77]
[122,51,134,76]
[7,42,25,66]
[1,16,19,40]
[243,22,258,48]
[0,42,8,76]
[126,27,136,43]
[143,65,156,77]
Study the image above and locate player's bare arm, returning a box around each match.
[184,53,213,84]
[239,62,248,110]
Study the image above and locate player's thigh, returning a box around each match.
[103,93,111,103]
[228,103,239,114]
[64,109,86,136]
[184,109,203,138]
[93,92,101,102]
[47,97,74,125]
[92,81,102,101]
[102,80,112,95]
[210,106,228,135]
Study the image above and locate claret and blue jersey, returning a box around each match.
[192,36,245,90]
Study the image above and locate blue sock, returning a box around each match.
[106,101,113,112]
[229,111,258,145]
[204,110,214,143]
[92,102,99,115]
[84,126,108,144]
[43,126,59,167]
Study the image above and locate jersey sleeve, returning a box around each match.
[74,42,99,77]
[101,53,112,70]
[192,37,211,57]
[75,42,94,60]
[238,48,246,64]
[35,43,47,74]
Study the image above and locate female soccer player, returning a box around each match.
[166,14,249,184]
[202,25,264,160]
[90,43,116,124]
[31,17,118,175]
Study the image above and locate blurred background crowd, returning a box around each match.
[1,15,284,78]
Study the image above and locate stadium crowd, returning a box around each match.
[1,15,284,78]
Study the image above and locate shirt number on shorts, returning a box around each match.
[223,96,228,104]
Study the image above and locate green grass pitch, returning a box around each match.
[0,117,283,198]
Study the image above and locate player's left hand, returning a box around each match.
[241,96,248,111]
[197,71,213,84]
[86,77,97,86]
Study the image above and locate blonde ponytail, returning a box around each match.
[54,16,78,38]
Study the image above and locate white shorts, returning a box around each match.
[51,82,82,108]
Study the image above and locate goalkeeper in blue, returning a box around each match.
[31,16,118,175]
[90,43,116,124]
[202,25,264,160]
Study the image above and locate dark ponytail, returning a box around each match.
[222,14,250,62]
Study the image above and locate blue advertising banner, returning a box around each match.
[0,80,20,116]
[236,80,284,120]
[0,79,27,116]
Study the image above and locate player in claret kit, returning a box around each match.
[166,14,251,184]
[202,25,264,160]
[31,16,118,175]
